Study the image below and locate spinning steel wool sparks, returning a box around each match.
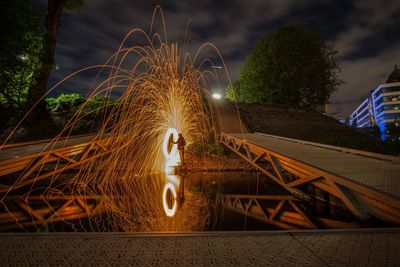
[1,6,229,232]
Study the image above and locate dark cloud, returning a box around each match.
[34,0,400,116]
[329,0,400,115]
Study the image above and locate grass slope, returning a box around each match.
[238,103,399,155]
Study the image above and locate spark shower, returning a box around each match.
[1,6,231,231]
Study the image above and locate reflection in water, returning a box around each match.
[5,169,364,232]
[178,175,185,204]
[162,182,177,217]
[162,128,182,217]
[162,175,186,217]
[166,174,180,186]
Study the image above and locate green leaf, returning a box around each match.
[235,23,343,108]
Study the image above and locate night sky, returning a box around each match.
[34,0,400,117]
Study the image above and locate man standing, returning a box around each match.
[173,133,186,165]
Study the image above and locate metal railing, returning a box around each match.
[221,133,400,224]
[221,194,358,229]
[0,137,114,194]
[0,195,106,231]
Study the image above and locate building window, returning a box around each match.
[375,97,384,106]
[383,113,400,120]
[383,95,400,102]
[383,105,400,111]
[376,106,384,115]
[373,88,382,98]
[383,86,400,93]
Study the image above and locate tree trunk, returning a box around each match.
[27,0,66,115]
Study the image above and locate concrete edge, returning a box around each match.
[1,227,399,238]
[254,132,400,163]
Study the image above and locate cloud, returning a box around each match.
[47,0,307,93]
[36,0,400,118]
[329,0,400,116]
[334,0,400,57]
[330,44,400,115]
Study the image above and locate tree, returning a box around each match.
[386,64,400,83]
[225,81,240,102]
[0,0,44,109]
[384,119,400,142]
[233,23,342,108]
[27,0,84,113]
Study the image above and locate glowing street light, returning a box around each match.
[19,55,28,61]
[210,65,223,100]
[212,93,222,100]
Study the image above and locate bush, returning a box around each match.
[45,93,117,134]
[188,131,225,157]
[83,95,116,114]
[46,93,85,110]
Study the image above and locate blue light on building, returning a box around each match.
[349,82,400,140]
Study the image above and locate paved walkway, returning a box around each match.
[0,229,398,266]
[0,134,103,160]
[230,133,400,198]
[214,101,248,134]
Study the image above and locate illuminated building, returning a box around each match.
[349,82,400,140]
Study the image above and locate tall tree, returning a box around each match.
[225,81,240,102]
[27,0,84,113]
[230,23,342,108]
[386,64,400,83]
[0,0,44,109]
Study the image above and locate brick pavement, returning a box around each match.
[0,228,398,266]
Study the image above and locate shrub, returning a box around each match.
[188,131,224,157]
[46,93,85,110]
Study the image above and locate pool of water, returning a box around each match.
[157,171,363,231]
[3,170,377,232]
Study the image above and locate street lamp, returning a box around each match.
[210,65,223,100]
[212,93,222,100]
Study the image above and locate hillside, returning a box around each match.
[237,103,399,155]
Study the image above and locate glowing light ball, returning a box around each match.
[162,128,182,217]
[166,174,180,186]
[163,127,181,169]
[162,182,177,217]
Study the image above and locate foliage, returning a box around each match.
[46,93,85,110]
[188,131,224,157]
[26,0,85,110]
[384,120,400,143]
[46,93,117,117]
[225,82,240,102]
[45,93,117,134]
[386,64,400,83]
[83,95,117,113]
[234,23,342,108]
[65,0,85,12]
[0,0,44,108]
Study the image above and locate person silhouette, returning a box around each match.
[173,133,186,165]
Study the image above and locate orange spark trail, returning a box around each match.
[1,6,234,232]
